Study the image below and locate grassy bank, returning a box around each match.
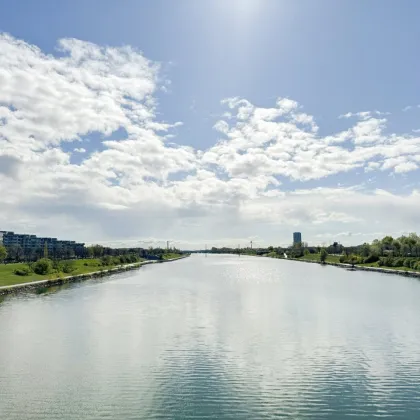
[0,258,144,288]
[266,253,341,264]
[162,253,183,260]
[273,253,420,274]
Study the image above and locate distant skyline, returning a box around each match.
[1,1,420,249]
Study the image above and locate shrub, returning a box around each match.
[52,259,63,272]
[379,256,394,267]
[101,255,113,266]
[364,255,379,264]
[84,262,89,266]
[393,258,405,268]
[410,260,418,269]
[33,258,53,275]
[128,254,139,263]
[62,260,76,274]
[339,255,348,263]
[347,255,362,266]
[404,258,412,268]
[14,267,31,276]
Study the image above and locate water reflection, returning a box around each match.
[1,255,420,419]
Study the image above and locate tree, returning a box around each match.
[359,243,371,257]
[320,248,328,263]
[0,245,7,263]
[89,245,104,258]
[382,236,394,246]
[348,254,360,268]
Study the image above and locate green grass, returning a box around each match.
[357,262,420,272]
[162,253,183,260]
[296,253,341,264]
[0,258,145,288]
[293,254,420,273]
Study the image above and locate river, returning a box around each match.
[1,255,420,419]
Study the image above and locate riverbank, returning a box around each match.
[277,255,420,279]
[0,254,189,296]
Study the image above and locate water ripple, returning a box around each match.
[1,255,420,419]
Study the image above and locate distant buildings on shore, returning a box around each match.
[0,230,85,258]
[293,232,302,245]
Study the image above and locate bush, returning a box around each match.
[62,260,75,274]
[379,256,394,267]
[347,255,362,265]
[101,255,113,266]
[52,259,63,272]
[410,260,418,269]
[404,258,412,268]
[14,267,31,276]
[364,255,379,264]
[128,254,139,263]
[392,257,404,267]
[33,258,53,275]
[339,255,348,263]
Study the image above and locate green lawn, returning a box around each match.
[357,262,420,272]
[296,253,342,264]
[0,258,144,288]
[162,253,183,260]
[295,254,420,273]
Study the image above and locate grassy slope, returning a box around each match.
[297,254,341,263]
[291,253,420,273]
[0,258,144,288]
[162,253,183,260]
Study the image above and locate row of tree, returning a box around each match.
[191,233,420,261]
[0,243,181,264]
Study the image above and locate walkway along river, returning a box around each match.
[1,254,420,419]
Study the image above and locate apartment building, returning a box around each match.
[0,231,85,258]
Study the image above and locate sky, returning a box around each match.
[1,0,420,249]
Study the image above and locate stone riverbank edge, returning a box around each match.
[0,255,189,296]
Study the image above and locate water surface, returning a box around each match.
[1,255,420,419]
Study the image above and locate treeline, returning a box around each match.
[336,233,420,270]
[198,233,420,271]
[83,245,181,260]
[0,243,181,264]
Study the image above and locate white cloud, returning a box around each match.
[402,105,420,112]
[1,34,420,248]
[394,161,418,173]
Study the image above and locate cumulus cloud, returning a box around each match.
[1,33,420,247]
[206,98,420,182]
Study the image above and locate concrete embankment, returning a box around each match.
[284,257,420,279]
[0,255,189,297]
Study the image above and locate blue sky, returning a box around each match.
[1,1,420,248]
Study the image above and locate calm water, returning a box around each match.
[1,255,420,419]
